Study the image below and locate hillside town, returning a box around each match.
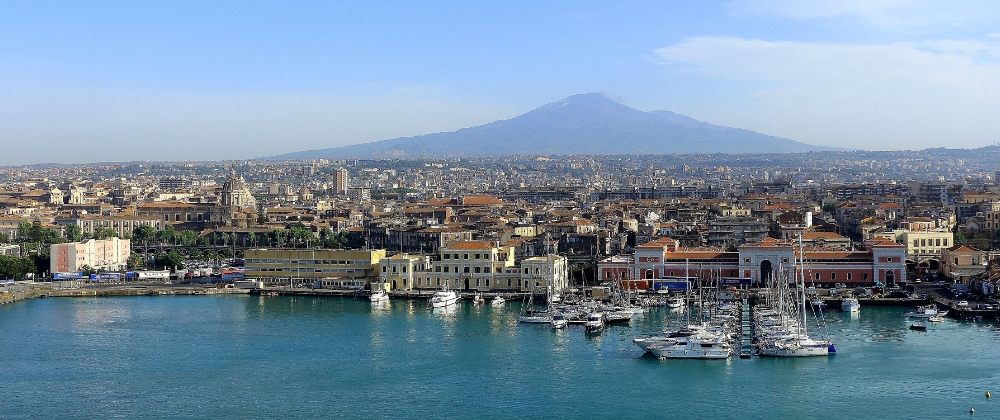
[3,149,1000,300]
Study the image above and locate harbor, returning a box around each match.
[2,293,1000,419]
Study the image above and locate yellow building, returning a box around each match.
[244,249,385,287]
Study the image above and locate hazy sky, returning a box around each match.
[3,1,1000,165]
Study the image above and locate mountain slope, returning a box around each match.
[265,93,835,160]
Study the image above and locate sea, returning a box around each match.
[2,295,999,419]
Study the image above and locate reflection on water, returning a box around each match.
[5,298,1000,419]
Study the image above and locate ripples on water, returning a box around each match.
[2,297,1000,419]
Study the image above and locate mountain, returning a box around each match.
[263,93,838,160]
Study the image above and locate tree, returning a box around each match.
[187,248,204,260]
[0,232,9,243]
[955,232,967,245]
[80,264,97,276]
[127,254,145,270]
[0,255,35,279]
[133,225,156,246]
[154,250,184,270]
[256,201,268,225]
[247,232,257,247]
[64,223,83,242]
[180,230,199,246]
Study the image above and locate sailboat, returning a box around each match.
[757,235,835,357]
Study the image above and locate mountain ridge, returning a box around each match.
[263,93,841,160]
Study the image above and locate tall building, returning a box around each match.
[333,168,348,195]
[50,238,131,274]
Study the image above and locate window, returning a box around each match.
[815,273,820,280]
[831,273,836,281]
[847,273,852,281]
[935,238,941,247]
[485,267,491,273]
[464,254,469,260]
[475,254,480,259]
[402,266,406,273]
[476,279,480,287]
[507,279,511,287]
[486,279,490,287]
[444,267,449,273]
[863,273,869,281]
[464,267,470,273]
[443,254,449,260]
[475,267,481,273]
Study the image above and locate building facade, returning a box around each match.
[243,249,386,287]
[50,238,131,274]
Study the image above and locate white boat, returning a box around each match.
[517,313,552,323]
[928,315,945,322]
[429,289,458,308]
[649,335,733,359]
[841,295,860,313]
[369,289,389,303]
[757,337,830,357]
[472,292,485,305]
[665,297,685,309]
[491,296,506,306]
[906,305,947,318]
[551,313,568,329]
[584,312,605,333]
[811,298,826,309]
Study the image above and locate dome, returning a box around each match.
[222,172,247,192]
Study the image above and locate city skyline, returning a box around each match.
[3,1,1000,165]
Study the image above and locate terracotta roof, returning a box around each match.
[801,231,848,240]
[447,241,495,250]
[462,195,502,205]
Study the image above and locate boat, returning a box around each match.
[429,289,458,308]
[584,312,605,333]
[811,297,826,309]
[841,295,860,313]
[665,296,685,309]
[905,305,947,318]
[369,289,389,303]
[648,335,733,359]
[909,323,927,331]
[472,292,485,305]
[927,316,945,322]
[491,295,506,306]
[551,313,568,329]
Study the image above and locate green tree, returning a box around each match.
[80,264,96,276]
[0,232,9,243]
[188,248,204,260]
[133,225,156,246]
[154,250,184,270]
[180,230,199,246]
[247,232,257,247]
[256,202,268,225]
[955,232,967,245]
[64,223,83,242]
[0,255,35,279]
[127,254,145,270]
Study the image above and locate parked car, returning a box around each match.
[956,300,969,307]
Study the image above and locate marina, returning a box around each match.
[2,293,1000,418]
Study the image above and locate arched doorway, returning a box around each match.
[464,278,470,290]
[885,270,895,286]
[760,260,773,285]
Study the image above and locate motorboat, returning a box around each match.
[369,289,389,303]
[584,312,605,333]
[906,305,947,318]
[551,313,568,329]
[665,297,685,309]
[429,289,458,308]
[472,292,485,305]
[491,295,506,306]
[928,315,945,322]
[649,335,733,359]
[909,323,927,331]
[757,337,832,357]
[810,297,826,309]
[841,295,860,313]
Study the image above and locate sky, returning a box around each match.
[2,0,1000,165]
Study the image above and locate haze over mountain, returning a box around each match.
[264,93,839,160]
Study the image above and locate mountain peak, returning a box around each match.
[263,94,838,160]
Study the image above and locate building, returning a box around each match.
[333,168,349,195]
[599,237,906,288]
[243,248,386,287]
[0,244,20,257]
[394,241,566,293]
[58,215,163,239]
[940,245,986,284]
[50,238,131,274]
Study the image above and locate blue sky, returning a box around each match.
[2,0,1000,165]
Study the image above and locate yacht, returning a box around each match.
[841,295,860,313]
[551,313,568,329]
[665,296,685,309]
[584,312,605,333]
[429,289,458,308]
[906,305,947,318]
[648,334,733,359]
[369,289,389,303]
[757,337,831,357]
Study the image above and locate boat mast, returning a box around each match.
[798,233,808,341]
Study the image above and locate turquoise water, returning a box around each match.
[2,296,1000,419]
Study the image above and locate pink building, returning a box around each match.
[51,238,130,274]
